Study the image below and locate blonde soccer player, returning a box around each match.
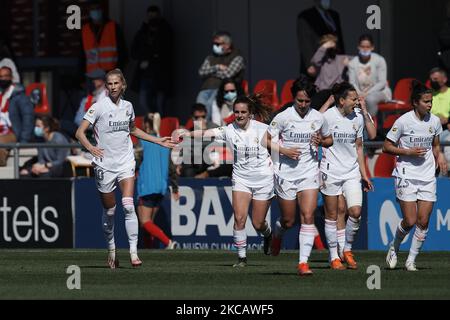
[320,82,373,270]
[263,78,333,276]
[177,95,274,267]
[384,81,447,271]
[76,69,176,269]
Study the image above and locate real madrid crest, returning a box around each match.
[429,126,433,134]
[254,137,259,144]
[311,123,316,130]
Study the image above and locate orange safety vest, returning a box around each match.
[82,21,118,73]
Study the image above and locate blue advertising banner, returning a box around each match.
[367,178,450,251]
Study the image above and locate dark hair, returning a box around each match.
[429,67,447,77]
[216,78,244,109]
[410,80,432,107]
[37,116,60,133]
[233,94,272,123]
[192,103,207,114]
[213,31,232,45]
[331,82,357,106]
[359,33,374,45]
[147,5,160,13]
[290,76,317,99]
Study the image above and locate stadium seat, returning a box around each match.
[280,79,295,106]
[223,114,235,124]
[160,117,179,137]
[25,82,50,114]
[373,153,396,177]
[241,79,249,95]
[184,118,193,130]
[253,79,279,110]
[377,78,416,134]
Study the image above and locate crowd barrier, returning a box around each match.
[0,178,448,250]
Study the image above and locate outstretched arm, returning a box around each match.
[130,120,177,148]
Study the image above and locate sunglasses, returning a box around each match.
[224,90,236,93]
[213,42,224,46]
[193,115,206,120]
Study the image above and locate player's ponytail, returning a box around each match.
[410,80,432,108]
[233,94,272,123]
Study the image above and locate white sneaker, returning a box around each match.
[107,249,119,269]
[386,243,398,269]
[166,240,179,250]
[405,260,418,271]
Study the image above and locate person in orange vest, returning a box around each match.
[81,0,128,74]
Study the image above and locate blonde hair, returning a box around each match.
[319,34,338,46]
[105,68,127,95]
[144,112,161,136]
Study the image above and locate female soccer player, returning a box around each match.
[320,82,373,270]
[177,95,274,267]
[320,94,376,260]
[384,81,447,271]
[76,69,176,269]
[264,78,333,276]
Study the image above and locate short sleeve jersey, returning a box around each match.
[212,120,273,187]
[83,97,136,171]
[267,106,330,181]
[386,111,442,181]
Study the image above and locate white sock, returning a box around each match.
[102,206,116,250]
[407,227,428,263]
[233,229,247,259]
[337,229,346,258]
[344,216,361,252]
[122,197,138,253]
[274,220,286,238]
[393,220,411,253]
[299,224,315,264]
[325,219,339,261]
[259,221,272,238]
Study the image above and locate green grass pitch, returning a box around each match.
[0,249,449,299]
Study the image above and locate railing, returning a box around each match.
[1,141,449,179]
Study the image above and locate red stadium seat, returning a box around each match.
[374,153,396,178]
[25,82,50,114]
[280,79,295,106]
[253,79,279,110]
[241,79,249,95]
[131,116,144,145]
[184,118,194,130]
[160,117,179,137]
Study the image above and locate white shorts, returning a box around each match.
[232,178,274,201]
[320,174,362,208]
[275,174,319,200]
[93,165,135,194]
[395,177,436,202]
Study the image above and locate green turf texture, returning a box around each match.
[0,249,449,299]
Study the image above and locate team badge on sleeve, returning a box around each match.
[271,121,277,127]
[88,108,95,115]
[392,127,397,132]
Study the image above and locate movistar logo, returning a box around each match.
[379,200,410,246]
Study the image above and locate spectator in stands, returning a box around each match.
[297,0,345,77]
[137,113,179,249]
[0,36,20,83]
[348,34,392,117]
[131,5,173,116]
[81,0,128,74]
[178,103,232,178]
[310,34,350,108]
[74,69,107,126]
[211,78,244,126]
[197,31,245,121]
[20,116,70,178]
[429,67,450,169]
[0,66,34,166]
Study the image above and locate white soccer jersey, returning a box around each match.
[84,97,136,171]
[386,111,442,181]
[320,106,364,180]
[212,120,273,188]
[268,106,330,181]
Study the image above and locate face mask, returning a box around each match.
[320,0,331,10]
[89,9,103,22]
[224,91,237,102]
[213,44,224,55]
[0,79,11,90]
[430,80,441,91]
[359,50,372,58]
[34,126,44,137]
